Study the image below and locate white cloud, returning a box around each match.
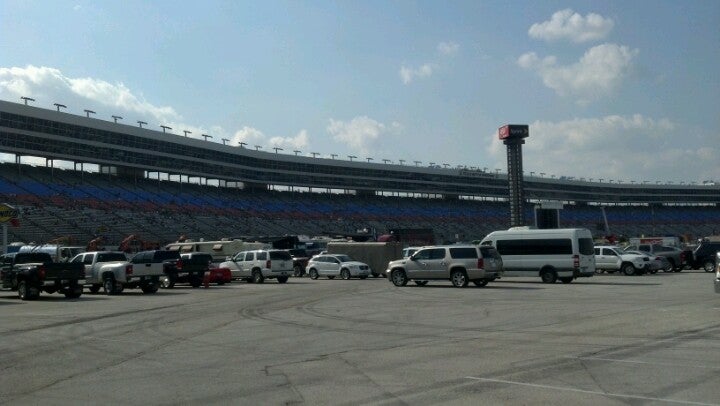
[518,43,638,104]
[529,9,614,43]
[399,63,434,85]
[0,65,181,123]
[437,41,459,56]
[269,130,309,151]
[487,115,720,183]
[327,116,398,155]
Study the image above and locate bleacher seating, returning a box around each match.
[0,163,718,247]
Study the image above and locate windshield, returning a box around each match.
[97,253,127,262]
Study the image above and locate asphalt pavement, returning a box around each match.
[1,269,718,405]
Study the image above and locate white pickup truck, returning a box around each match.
[594,246,651,276]
[70,251,133,294]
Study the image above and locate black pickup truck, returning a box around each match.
[1,252,84,300]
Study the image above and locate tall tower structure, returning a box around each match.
[498,124,529,227]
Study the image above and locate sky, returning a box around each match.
[1,0,719,184]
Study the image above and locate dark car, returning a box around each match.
[691,241,720,272]
[160,252,214,288]
[287,249,310,277]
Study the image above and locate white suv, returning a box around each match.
[219,249,294,283]
[386,245,503,288]
[594,246,650,276]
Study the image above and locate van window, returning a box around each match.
[496,238,572,255]
[449,247,478,259]
[270,251,292,260]
[257,251,267,260]
[578,238,594,255]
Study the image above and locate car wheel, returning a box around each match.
[252,270,265,284]
[540,270,557,284]
[189,274,203,288]
[472,279,489,287]
[141,282,159,294]
[277,276,289,284]
[703,261,715,273]
[390,269,408,287]
[64,285,83,299]
[18,281,33,300]
[450,270,468,288]
[340,268,351,280]
[88,284,101,294]
[414,280,429,286]
[559,277,574,284]
[309,269,319,280]
[293,265,303,277]
[622,263,636,276]
[104,277,117,295]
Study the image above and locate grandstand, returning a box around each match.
[1,99,719,247]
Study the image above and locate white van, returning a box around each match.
[480,227,595,283]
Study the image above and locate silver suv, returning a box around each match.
[219,249,293,283]
[386,245,503,288]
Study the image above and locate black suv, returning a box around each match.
[129,250,181,292]
[691,241,720,272]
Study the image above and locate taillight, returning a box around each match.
[477,258,484,269]
[125,265,133,276]
[37,265,46,280]
[266,260,271,269]
[176,259,183,270]
[573,255,580,269]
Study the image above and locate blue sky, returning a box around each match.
[1,0,719,183]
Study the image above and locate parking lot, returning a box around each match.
[1,270,718,405]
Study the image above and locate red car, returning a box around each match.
[203,266,232,287]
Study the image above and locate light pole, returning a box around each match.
[183,130,192,137]
[311,152,319,158]
[382,159,391,164]
[160,125,172,133]
[540,172,545,177]
[202,134,213,142]
[495,168,501,174]
[239,142,247,148]
[111,115,122,123]
[273,147,283,154]
[137,120,147,128]
[222,138,229,145]
[84,109,96,118]
[366,157,373,163]
[255,145,262,151]
[429,162,436,167]
[294,150,301,156]
[443,163,450,168]
[399,159,405,165]
[414,161,421,166]
[348,155,356,161]
[54,103,66,112]
[20,96,35,105]
[331,154,337,159]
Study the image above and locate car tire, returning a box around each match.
[293,265,303,277]
[252,270,265,284]
[472,279,489,287]
[390,269,408,287]
[559,277,574,284]
[18,281,38,300]
[162,273,176,288]
[703,261,715,273]
[414,280,429,286]
[450,270,469,288]
[309,269,319,280]
[340,268,351,280]
[64,285,83,299]
[189,274,203,288]
[622,263,636,276]
[141,282,159,294]
[104,277,117,295]
[277,276,289,284]
[540,270,557,284]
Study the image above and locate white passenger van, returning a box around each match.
[480,227,595,284]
